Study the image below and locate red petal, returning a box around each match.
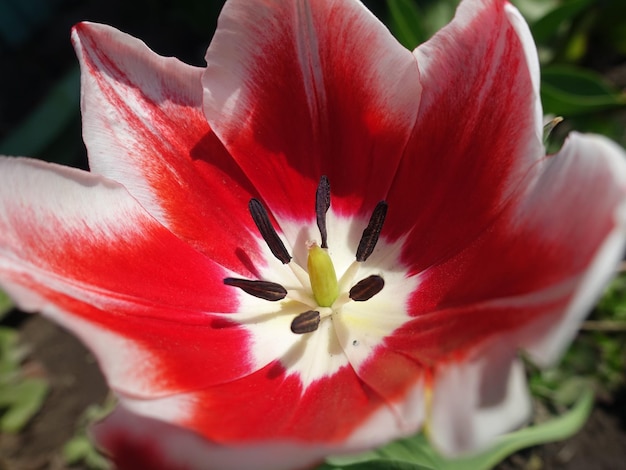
[120,362,411,449]
[203,0,420,221]
[73,22,262,276]
[185,364,382,443]
[0,158,253,396]
[385,0,544,273]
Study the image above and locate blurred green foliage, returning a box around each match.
[0,291,12,321]
[63,398,116,470]
[0,327,48,433]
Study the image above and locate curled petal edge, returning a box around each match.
[427,340,531,456]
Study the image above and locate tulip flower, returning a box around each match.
[1,0,625,468]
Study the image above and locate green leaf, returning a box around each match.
[0,326,50,433]
[61,398,116,470]
[326,433,438,469]
[64,435,94,464]
[387,0,426,50]
[511,0,559,23]
[64,434,111,470]
[541,65,626,116]
[530,0,593,44]
[323,387,593,470]
[421,1,457,38]
[0,378,48,433]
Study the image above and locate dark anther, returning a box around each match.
[316,175,331,249]
[349,275,385,301]
[356,201,388,262]
[290,310,321,334]
[224,278,288,301]
[249,199,292,264]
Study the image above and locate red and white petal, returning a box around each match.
[428,340,531,455]
[386,0,544,272]
[93,405,332,470]
[398,132,625,359]
[203,0,420,221]
[0,158,232,312]
[0,157,257,396]
[514,133,626,365]
[73,22,263,276]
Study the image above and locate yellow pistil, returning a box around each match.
[307,243,338,307]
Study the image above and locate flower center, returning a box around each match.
[224,176,387,335]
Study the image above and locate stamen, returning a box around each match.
[349,275,385,301]
[249,199,291,264]
[316,175,331,248]
[224,277,288,301]
[356,201,388,262]
[290,310,321,334]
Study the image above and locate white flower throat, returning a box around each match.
[224,176,388,334]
